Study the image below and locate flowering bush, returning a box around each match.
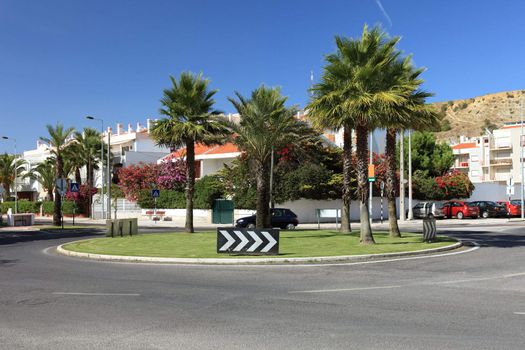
[117,160,186,200]
[65,184,98,214]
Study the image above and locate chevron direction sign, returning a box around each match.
[217,228,279,255]
[422,217,437,242]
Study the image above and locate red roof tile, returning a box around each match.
[452,142,476,150]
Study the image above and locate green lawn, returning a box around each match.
[62,230,456,259]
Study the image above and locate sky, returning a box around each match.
[1,0,525,153]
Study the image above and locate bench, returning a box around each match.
[145,210,166,221]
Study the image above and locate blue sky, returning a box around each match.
[1,0,525,152]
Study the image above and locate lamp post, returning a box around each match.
[505,94,525,220]
[408,130,413,220]
[1,136,18,214]
[86,116,106,219]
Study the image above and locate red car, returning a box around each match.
[442,200,479,219]
[497,200,522,217]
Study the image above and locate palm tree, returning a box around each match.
[228,86,308,228]
[72,127,102,187]
[40,124,75,226]
[0,153,27,200]
[308,25,409,244]
[29,158,56,201]
[308,78,355,233]
[378,58,438,237]
[150,72,228,233]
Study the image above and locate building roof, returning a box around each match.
[452,142,477,150]
[162,142,241,161]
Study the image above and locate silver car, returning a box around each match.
[411,202,445,219]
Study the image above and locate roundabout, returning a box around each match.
[1,222,524,349]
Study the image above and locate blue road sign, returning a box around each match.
[151,189,160,198]
[70,182,80,192]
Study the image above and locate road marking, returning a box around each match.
[504,272,525,278]
[289,285,402,294]
[284,242,480,268]
[52,292,140,296]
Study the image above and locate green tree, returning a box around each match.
[0,153,27,200]
[228,86,309,228]
[308,25,408,244]
[40,124,75,226]
[150,72,228,233]
[399,131,454,177]
[377,57,438,237]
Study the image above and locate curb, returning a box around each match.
[56,239,463,265]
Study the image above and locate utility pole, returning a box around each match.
[107,129,112,220]
[399,130,405,222]
[408,130,413,220]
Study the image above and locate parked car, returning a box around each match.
[497,200,522,217]
[467,201,508,218]
[442,200,479,219]
[235,208,299,230]
[411,202,445,219]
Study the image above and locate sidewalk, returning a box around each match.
[32,215,524,231]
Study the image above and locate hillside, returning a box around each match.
[432,90,525,142]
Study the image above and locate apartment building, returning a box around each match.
[451,122,525,184]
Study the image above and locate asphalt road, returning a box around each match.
[1,222,524,350]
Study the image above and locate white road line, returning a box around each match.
[504,272,525,278]
[52,292,140,296]
[289,285,402,294]
[286,242,481,268]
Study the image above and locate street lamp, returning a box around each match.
[1,136,18,214]
[86,116,110,220]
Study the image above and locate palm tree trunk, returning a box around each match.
[341,125,352,233]
[54,155,63,226]
[75,167,81,185]
[356,123,374,244]
[386,128,401,238]
[255,160,270,228]
[185,141,195,233]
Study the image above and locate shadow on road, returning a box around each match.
[0,229,104,246]
[446,230,525,248]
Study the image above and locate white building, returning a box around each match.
[451,122,525,185]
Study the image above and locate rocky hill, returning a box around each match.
[432,90,525,142]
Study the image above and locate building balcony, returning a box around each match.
[490,158,513,166]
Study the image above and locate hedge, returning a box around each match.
[1,200,41,214]
[42,200,79,215]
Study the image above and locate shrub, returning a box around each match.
[194,175,224,209]
[1,200,40,214]
[42,200,78,215]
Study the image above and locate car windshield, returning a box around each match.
[511,200,522,206]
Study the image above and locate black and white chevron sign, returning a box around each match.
[217,228,279,255]
[422,217,437,242]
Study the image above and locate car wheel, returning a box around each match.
[482,211,489,219]
[457,212,464,220]
[246,223,256,229]
[285,223,296,230]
